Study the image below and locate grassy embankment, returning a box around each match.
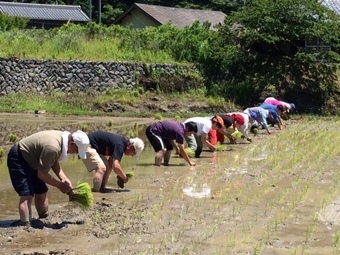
[0,27,233,116]
[0,27,339,116]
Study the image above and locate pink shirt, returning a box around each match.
[264,97,285,107]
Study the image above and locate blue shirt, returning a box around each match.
[88,131,128,161]
[259,103,279,123]
[244,107,269,130]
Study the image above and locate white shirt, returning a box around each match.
[184,117,212,136]
[280,101,291,110]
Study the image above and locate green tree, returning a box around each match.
[0,14,28,31]
[198,0,340,113]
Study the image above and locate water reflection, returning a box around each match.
[0,114,153,221]
[183,183,211,198]
[0,146,163,221]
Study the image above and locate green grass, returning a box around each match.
[0,90,233,117]
[0,93,93,115]
[0,29,178,64]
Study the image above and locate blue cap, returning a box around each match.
[250,112,257,119]
[290,103,296,110]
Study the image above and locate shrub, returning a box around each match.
[0,14,28,31]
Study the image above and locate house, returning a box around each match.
[113,3,226,30]
[304,0,340,56]
[0,1,90,29]
[321,0,340,15]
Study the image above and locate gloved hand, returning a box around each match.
[117,175,124,189]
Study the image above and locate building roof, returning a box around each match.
[114,3,226,29]
[321,0,340,15]
[0,1,89,22]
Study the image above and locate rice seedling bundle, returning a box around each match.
[250,126,258,135]
[126,172,134,179]
[185,148,195,157]
[117,171,135,188]
[231,130,243,139]
[216,142,227,151]
[68,181,93,210]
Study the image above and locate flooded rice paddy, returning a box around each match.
[0,113,339,255]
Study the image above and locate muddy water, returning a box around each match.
[0,113,155,221]
[0,151,161,220]
[0,115,339,255]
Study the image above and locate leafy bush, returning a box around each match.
[0,14,27,31]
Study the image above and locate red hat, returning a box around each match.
[212,115,224,127]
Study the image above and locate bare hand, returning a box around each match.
[117,175,124,188]
[117,175,128,188]
[59,182,72,194]
[189,161,196,166]
[62,178,72,189]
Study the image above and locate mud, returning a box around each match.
[0,114,339,255]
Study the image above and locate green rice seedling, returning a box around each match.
[108,119,114,127]
[250,126,258,135]
[9,133,18,142]
[175,115,181,121]
[127,129,135,137]
[81,124,88,132]
[334,229,340,251]
[154,113,163,120]
[126,171,134,179]
[185,147,194,157]
[68,181,93,210]
[231,130,243,140]
[216,142,227,151]
[117,172,135,188]
[0,148,5,158]
[133,122,143,135]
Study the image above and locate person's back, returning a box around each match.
[259,103,277,111]
[7,129,89,225]
[146,120,197,166]
[150,121,185,143]
[244,107,271,134]
[264,97,286,107]
[184,117,212,136]
[88,131,128,160]
[246,107,267,115]
[85,131,143,192]
[19,130,63,172]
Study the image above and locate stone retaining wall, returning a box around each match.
[0,58,192,95]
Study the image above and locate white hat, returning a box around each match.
[129,138,144,159]
[72,130,90,159]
